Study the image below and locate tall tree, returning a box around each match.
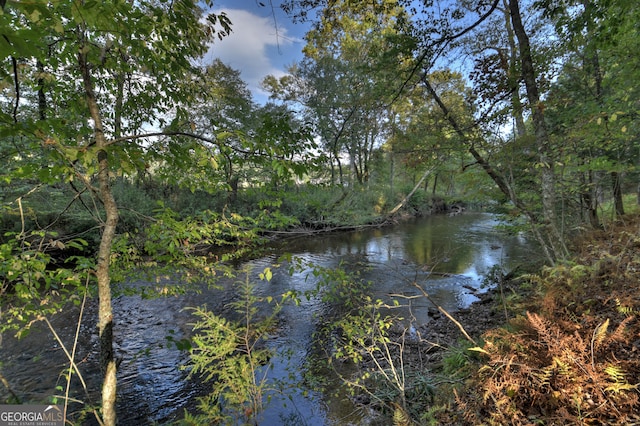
[189,59,256,201]
[270,0,413,186]
[543,0,640,222]
[0,1,231,423]
[507,0,568,260]
[280,0,637,262]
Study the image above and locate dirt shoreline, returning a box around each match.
[417,288,504,351]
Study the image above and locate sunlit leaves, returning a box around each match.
[0,232,91,336]
[0,0,236,335]
[268,2,416,186]
[188,268,281,423]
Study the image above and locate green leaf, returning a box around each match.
[28,9,41,22]
[259,267,272,282]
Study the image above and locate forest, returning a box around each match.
[1,0,639,424]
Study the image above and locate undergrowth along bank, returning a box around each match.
[444,214,640,425]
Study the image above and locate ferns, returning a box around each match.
[457,217,640,424]
[392,403,412,426]
[592,319,609,349]
[470,312,639,425]
[616,298,639,316]
[186,267,281,424]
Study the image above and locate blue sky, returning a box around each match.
[202,2,311,104]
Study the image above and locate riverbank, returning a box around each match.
[417,214,640,425]
[342,213,640,424]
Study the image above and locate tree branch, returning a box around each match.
[105,131,257,155]
[389,0,501,107]
[10,55,19,123]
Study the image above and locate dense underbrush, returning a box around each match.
[452,215,640,425]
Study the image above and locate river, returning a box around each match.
[0,213,534,424]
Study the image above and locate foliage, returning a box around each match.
[107,201,301,297]
[266,0,416,187]
[1,1,235,423]
[458,215,640,425]
[282,0,640,263]
[464,312,638,425]
[165,60,318,196]
[441,341,476,378]
[1,0,639,422]
[186,267,281,425]
[541,0,640,228]
[326,302,438,423]
[143,206,261,262]
[0,231,90,336]
[289,260,437,424]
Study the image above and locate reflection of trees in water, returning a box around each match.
[281,215,515,277]
[404,217,475,274]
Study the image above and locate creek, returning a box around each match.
[0,212,535,424]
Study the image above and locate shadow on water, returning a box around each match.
[0,213,535,424]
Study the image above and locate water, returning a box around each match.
[0,213,533,424]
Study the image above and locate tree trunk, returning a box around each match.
[334,148,344,186]
[581,170,600,228]
[79,46,118,426]
[509,0,568,261]
[36,60,47,121]
[389,151,395,197]
[502,0,526,137]
[581,7,619,222]
[612,171,625,217]
[229,175,239,204]
[388,167,432,215]
[421,74,556,264]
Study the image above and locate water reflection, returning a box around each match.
[252,213,534,424]
[0,213,534,425]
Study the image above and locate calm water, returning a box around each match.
[0,213,534,424]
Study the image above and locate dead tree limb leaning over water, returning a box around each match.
[388,166,435,216]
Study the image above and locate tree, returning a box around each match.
[187,59,256,202]
[507,0,568,260]
[279,0,638,261]
[268,0,414,187]
[543,0,640,223]
[1,1,231,423]
[386,70,476,206]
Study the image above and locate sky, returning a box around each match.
[202,1,312,104]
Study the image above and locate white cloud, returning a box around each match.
[204,8,301,101]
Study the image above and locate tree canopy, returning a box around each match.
[1,0,639,423]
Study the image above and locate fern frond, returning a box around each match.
[604,365,626,384]
[534,366,554,387]
[552,356,571,377]
[526,311,554,345]
[527,311,545,333]
[603,363,638,394]
[392,403,412,426]
[615,298,638,316]
[609,315,634,343]
[520,273,542,285]
[605,383,638,394]
[592,319,609,350]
